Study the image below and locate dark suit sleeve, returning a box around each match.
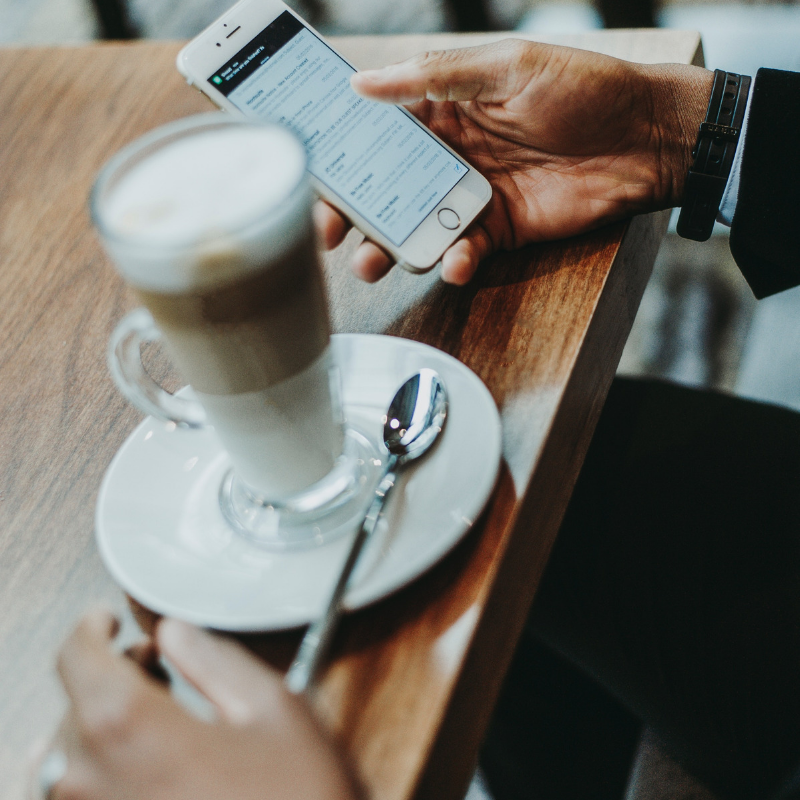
[729,68,800,299]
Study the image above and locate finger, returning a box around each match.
[313,200,350,251]
[350,39,528,104]
[351,240,393,283]
[57,610,145,726]
[124,640,156,667]
[124,641,170,685]
[440,226,494,285]
[157,619,289,726]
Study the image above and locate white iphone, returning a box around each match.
[177,0,492,273]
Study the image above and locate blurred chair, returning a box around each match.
[597,0,655,27]
[89,0,138,38]
[87,0,495,39]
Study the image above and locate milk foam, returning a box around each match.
[98,120,310,292]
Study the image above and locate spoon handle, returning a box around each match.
[285,455,399,695]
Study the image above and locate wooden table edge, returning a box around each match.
[411,210,674,800]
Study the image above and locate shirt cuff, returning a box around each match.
[716,91,753,227]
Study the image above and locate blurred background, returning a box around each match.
[3,0,797,798]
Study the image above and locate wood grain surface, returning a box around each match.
[0,30,701,800]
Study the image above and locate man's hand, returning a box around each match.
[39,610,359,800]
[318,39,712,285]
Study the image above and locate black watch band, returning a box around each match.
[677,69,751,241]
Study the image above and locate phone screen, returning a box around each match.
[209,11,467,247]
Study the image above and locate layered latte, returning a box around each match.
[99,121,342,497]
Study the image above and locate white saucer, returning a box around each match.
[96,333,502,631]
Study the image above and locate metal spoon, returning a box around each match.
[285,368,448,695]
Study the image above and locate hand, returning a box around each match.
[319,39,713,285]
[39,610,359,800]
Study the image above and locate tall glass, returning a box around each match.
[92,114,376,549]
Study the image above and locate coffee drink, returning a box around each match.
[96,119,343,498]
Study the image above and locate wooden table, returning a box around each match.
[0,28,701,800]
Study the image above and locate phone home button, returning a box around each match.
[437,208,460,230]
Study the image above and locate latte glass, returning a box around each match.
[92,114,376,550]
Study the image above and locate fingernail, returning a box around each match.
[353,68,386,81]
[351,67,404,88]
[158,618,205,655]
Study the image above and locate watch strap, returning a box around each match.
[677,70,751,241]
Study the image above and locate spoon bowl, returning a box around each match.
[384,368,448,463]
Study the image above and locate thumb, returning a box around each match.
[157,618,295,726]
[351,39,526,104]
[440,225,495,285]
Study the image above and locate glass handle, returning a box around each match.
[108,308,207,428]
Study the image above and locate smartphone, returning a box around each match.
[176,0,492,273]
